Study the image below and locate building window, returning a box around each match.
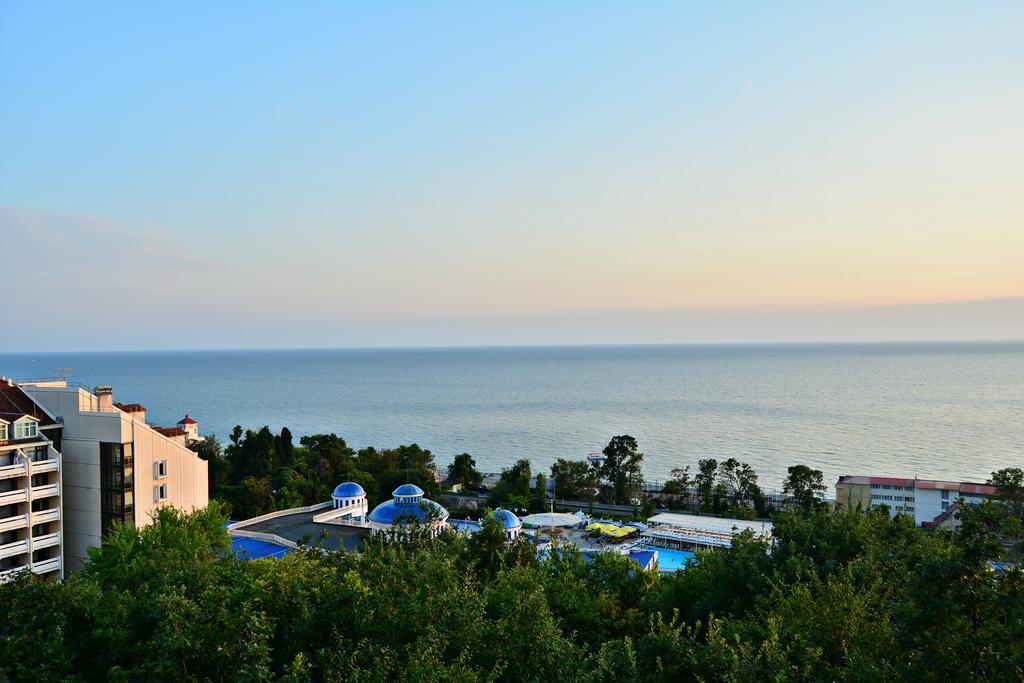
[941,501,949,510]
[941,490,949,500]
[0,424,7,440]
[14,421,37,439]
[154,483,168,503]
[100,443,134,534]
[154,460,168,479]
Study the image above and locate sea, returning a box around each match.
[1,343,1021,491]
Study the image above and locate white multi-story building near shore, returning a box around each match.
[835,475,997,527]
[17,379,208,571]
[0,381,64,581]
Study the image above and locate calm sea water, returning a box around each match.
[1,343,1021,490]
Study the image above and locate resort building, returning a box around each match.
[17,379,208,571]
[492,508,522,540]
[450,508,524,540]
[227,481,451,552]
[641,512,773,550]
[0,381,63,581]
[367,484,449,538]
[834,475,997,526]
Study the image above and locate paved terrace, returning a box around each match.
[241,511,366,552]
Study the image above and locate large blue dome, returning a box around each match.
[392,483,424,497]
[367,497,449,525]
[332,482,366,498]
[493,509,522,530]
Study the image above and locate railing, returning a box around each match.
[228,528,299,550]
[30,484,59,500]
[31,532,59,550]
[33,508,59,524]
[311,505,369,527]
[0,539,28,559]
[31,557,60,575]
[31,458,58,474]
[0,514,28,532]
[0,566,29,584]
[0,489,27,506]
[16,378,90,392]
[0,462,27,479]
[227,501,332,530]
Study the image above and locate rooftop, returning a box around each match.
[645,512,773,545]
[230,535,291,559]
[154,427,187,438]
[0,379,58,427]
[837,475,996,495]
[239,511,366,552]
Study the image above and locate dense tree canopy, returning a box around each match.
[192,427,442,519]
[2,501,1022,681]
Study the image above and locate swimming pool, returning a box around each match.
[647,546,697,572]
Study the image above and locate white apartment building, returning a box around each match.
[0,380,63,581]
[835,475,997,527]
[19,379,208,571]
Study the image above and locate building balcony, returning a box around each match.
[30,483,59,500]
[0,539,28,560]
[33,508,59,524]
[0,566,29,584]
[31,458,58,474]
[31,532,59,550]
[0,489,28,507]
[31,557,60,575]
[0,462,27,479]
[0,514,28,533]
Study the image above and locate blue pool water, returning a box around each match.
[651,547,697,572]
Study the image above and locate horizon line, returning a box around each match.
[3,338,1023,356]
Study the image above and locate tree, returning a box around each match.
[490,459,531,509]
[550,458,596,500]
[3,500,1024,679]
[695,458,718,512]
[189,435,229,493]
[501,458,532,483]
[531,473,548,513]
[718,458,762,512]
[275,427,295,469]
[447,452,483,488]
[989,467,1024,519]
[783,464,826,510]
[594,435,645,505]
[663,465,691,495]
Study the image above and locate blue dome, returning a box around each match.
[493,509,522,529]
[332,482,366,498]
[368,497,449,525]
[392,483,424,497]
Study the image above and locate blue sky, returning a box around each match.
[2,2,1022,351]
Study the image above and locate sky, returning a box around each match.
[1,2,1022,351]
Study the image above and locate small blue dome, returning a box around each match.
[332,482,365,498]
[493,509,522,530]
[367,497,449,525]
[392,483,424,498]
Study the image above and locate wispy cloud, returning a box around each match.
[1,205,200,270]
